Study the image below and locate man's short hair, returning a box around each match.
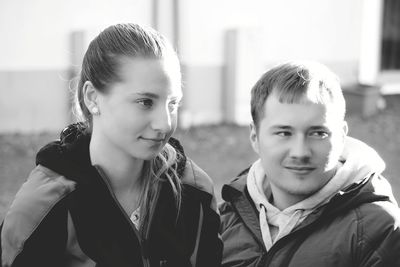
[250,61,346,129]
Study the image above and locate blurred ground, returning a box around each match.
[1,95,399,221]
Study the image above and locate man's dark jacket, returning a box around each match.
[219,169,400,267]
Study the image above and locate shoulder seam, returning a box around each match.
[2,166,76,265]
[354,205,388,265]
[182,159,213,195]
[187,159,198,188]
[8,190,74,265]
[355,207,363,263]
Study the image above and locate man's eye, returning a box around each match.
[137,99,153,108]
[168,100,181,112]
[310,131,329,139]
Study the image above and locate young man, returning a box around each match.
[219,61,400,266]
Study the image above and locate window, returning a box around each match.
[381,0,400,70]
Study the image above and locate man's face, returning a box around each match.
[250,93,347,209]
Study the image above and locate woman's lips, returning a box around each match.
[140,136,166,146]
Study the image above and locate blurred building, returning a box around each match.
[0,0,399,132]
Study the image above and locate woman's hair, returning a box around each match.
[74,23,182,231]
[250,61,346,130]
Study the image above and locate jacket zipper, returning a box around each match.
[95,166,151,267]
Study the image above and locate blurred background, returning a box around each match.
[1,0,400,220]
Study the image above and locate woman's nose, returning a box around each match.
[151,105,173,133]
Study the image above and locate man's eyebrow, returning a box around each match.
[309,126,328,130]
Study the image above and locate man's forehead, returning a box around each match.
[262,95,343,126]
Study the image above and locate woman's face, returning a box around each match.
[92,57,182,160]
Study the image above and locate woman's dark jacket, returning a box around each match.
[219,169,400,267]
[1,125,222,267]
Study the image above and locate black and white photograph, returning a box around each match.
[1,0,399,266]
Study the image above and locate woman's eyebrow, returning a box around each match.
[134,92,159,99]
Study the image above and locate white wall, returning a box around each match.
[179,0,364,125]
[0,0,371,131]
[0,0,152,132]
[180,0,363,66]
[0,70,71,132]
[0,0,151,70]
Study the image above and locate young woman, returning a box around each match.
[1,23,222,267]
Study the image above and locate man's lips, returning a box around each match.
[285,166,316,174]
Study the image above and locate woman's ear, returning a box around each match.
[83,81,100,115]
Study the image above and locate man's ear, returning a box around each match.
[82,81,99,113]
[338,121,348,152]
[342,121,348,136]
[249,122,260,155]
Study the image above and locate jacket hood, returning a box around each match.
[337,136,386,183]
[36,123,187,184]
[222,137,395,215]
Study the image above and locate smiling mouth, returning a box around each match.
[285,166,316,174]
[140,137,165,143]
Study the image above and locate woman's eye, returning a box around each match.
[275,131,291,137]
[137,99,153,108]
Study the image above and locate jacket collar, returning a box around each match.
[221,171,266,250]
[221,167,393,250]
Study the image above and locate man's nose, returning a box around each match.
[289,136,312,160]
